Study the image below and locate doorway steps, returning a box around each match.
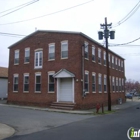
[50,102,75,110]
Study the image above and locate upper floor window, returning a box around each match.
[35,50,43,69]
[104,52,106,66]
[24,48,30,63]
[13,74,19,92]
[61,41,68,59]
[108,54,111,67]
[48,43,55,60]
[116,78,118,92]
[48,72,55,92]
[115,58,118,70]
[84,71,89,92]
[92,46,95,62]
[35,73,41,92]
[84,42,89,59]
[121,61,124,71]
[92,73,96,92]
[98,74,102,93]
[112,56,114,69]
[98,49,101,64]
[118,59,120,70]
[14,50,19,65]
[24,74,29,92]
[119,78,121,91]
[122,78,124,91]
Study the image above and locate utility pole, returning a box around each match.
[98,17,115,111]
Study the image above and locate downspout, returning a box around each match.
[82,44,85,97]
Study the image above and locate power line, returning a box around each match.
[0,32,25,37]
[0,0,94,26]
[109,36,140,46]
[112,0,140,28]
[0,0,39,18]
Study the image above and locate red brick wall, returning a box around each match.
[8,31,125,109]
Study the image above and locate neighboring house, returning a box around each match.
[0,67,8,99]
[7,30,125,109]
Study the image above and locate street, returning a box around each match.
[3,103,140,140]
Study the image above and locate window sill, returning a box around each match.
[98,63,102,65]
[84,58,89,60]
[13,91,18,93]
[34,67,42,69]
[48,59,55,61]
[35,91,41,93]
[48,92,55,93]
[92,61,96,63]
[92,92,96,93]
[61,57,68,60]
[24,62,29,64]
[14,64,19,65]
[23,91,29,93]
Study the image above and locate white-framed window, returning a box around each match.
[119,78,121,91]
[35,73,41,92]
[116,77,118,92]
[112,77,115,92]
[92,73,96,92]
[24,48,30,63]
[112,56,114,69]
[84,42,89,59]
[115,58,118,70]
[35,50,43,68]
[98,74,102,93]
[122,78,124,91]
[108,54,111,67]
[104,75,107,92]
[13,74,19,92]
[92,46,95,62]
[104,52,106,66]
[121,61,124,71]
[14,50,19,65]
[23,74,29,92]
[84,71,89,92]
[61,40,68,59]
[48,72,55,92]
[48,43,55,60]
[118,59,120,71]
[98,49,101,64]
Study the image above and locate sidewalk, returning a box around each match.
[0,97,140,139]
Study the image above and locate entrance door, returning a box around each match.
[59,78,73,102]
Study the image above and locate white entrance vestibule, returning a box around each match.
[53,69,75,103]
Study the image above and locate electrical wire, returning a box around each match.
[0,0,39,18]
[0,0,94,26]
[112,0,140,28]
[0,32,25,37]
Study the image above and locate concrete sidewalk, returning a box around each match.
[0,97,140,139]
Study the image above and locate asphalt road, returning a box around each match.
[4,103,140,140]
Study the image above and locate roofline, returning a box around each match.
[8,30,125,60]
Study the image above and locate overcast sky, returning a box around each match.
[0,0,140,81]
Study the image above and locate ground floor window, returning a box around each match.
[24,74,29,92]
[104,75,107,92]
[92,73,96,92]
[84,71,89,92]
[48,72,55,92]
[35,73,41,92]
[98,74,102,93]
[13,74,19,92]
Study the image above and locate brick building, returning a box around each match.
[7,30,125,109]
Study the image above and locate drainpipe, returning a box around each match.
[82,44,85,97]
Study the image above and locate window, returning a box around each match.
[14,50,19,65]
[112,77,115,92]
[108,54,111,67]
[35,51,43,68]
[104,75,107,92]
[49,43,55,60]
[115,58,118,70]
[98,74,102,93]
[13,74,19,92]
[92,46,95,61]
[84,72,89,92]
[24,74,29,92]
[112,56,114,69]
[119,78,121,91]
[61,41,68,59]
[98,49,101,64]
[122,78,124,91]
[118,59,120,71]
[116,78,118,92]
[48,72,55,92]
[92,73,96,92]
[24,48,30,63]
[35,73,41,92]
[121,61,124,71]
[84,42,89,59]
[104,52,106,66]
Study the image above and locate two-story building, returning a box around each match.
[7,30,125,109]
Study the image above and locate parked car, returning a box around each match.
[125,93,133,99]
